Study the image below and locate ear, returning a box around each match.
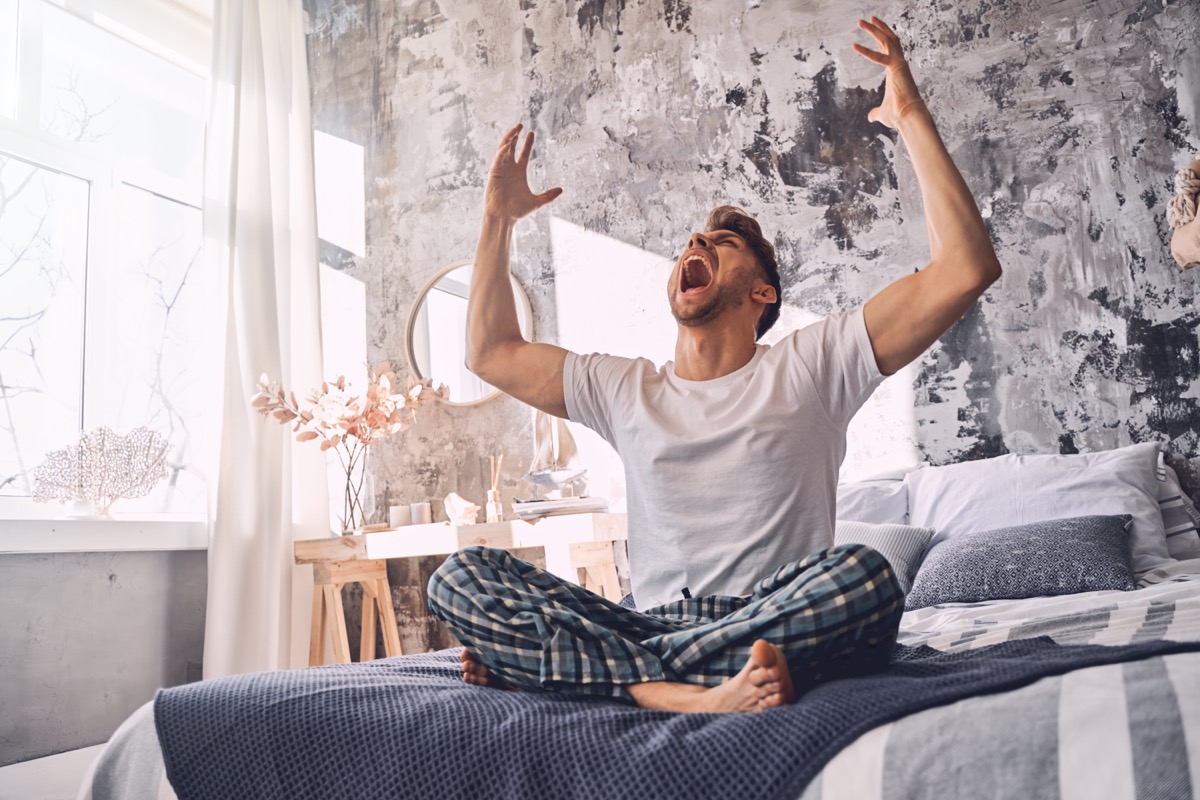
[751,284,778,305]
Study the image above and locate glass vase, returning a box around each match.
[330,441,375,534]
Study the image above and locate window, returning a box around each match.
[0,0,211,518]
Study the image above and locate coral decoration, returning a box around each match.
[31,426,170,518]
[253,362,446,532]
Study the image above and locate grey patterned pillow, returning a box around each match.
[905,515,1136,611]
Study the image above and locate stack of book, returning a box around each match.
[511,497,608,521]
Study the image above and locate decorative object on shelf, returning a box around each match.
[31,426,170,518]
[486,454,504,523]
[1168,158,1200,270]
[525,409,587,497]
[253,362,444,533]
[409,501,433,525]
[512,496,609,521]
[442,492,480,526]
[389,504,412,527]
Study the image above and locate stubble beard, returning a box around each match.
[668,271,752,328]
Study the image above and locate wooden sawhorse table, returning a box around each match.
[295,512,628,667]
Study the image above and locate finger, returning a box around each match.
[517,130,535,167]
[497,124,522,160]
[497,123,522,150]
[852,42,890,66]
[872,16,900,40]
[856,18,891,51]
[503,127,522,161]
[491,140,516,171]
[857,18,886,37]
[873,17,907,61]
[533,187,563,208]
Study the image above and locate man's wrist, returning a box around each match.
[895,99,933,135]
[480,212,516,237]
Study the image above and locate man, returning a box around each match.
[427,17,1001,713]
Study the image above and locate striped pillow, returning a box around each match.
[1159,463,1200,561]
[835,520,934,595]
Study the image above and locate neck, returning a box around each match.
[672,321,759,381]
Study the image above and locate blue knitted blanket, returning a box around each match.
[155,637,1200,800]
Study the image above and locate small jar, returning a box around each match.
[485,489,503,524]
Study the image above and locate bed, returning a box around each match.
[79,443,1200,800]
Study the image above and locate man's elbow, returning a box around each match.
[979,257,1002,289]
[465,341,511,383]
[464,351,490,381]
[928,256,1001,295]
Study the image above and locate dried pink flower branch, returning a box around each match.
[252,363,446,531]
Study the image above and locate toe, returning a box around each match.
[751,639,778,668]
[748,664,778,687]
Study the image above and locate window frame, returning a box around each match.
[0,0,211,525]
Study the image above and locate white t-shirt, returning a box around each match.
[563,307,885,610]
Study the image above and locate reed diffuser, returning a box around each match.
[486,455,504,524]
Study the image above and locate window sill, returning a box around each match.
[0,517,207,553]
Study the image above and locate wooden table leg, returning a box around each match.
[570,541,623,602]
[360,579,377,661]
[309,582,327,667]
[375,577,403,657]
[322,583,352,664]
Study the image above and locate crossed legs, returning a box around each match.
[428,544,902,713]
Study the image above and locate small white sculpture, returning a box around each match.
[31,426,170,518]
[526,409,587,497]
[442,492,480,526]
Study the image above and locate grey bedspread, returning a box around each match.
[153,636,1200,800]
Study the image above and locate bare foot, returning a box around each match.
[626,639,796,713]
[460,649,511,689]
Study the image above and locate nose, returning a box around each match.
[687,232,710,251]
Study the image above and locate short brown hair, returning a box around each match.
[704,205,782,339]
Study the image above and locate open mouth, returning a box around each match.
[680,253,714,295]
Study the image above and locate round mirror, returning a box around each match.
[407,261,532,406]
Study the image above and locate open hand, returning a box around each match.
[485,123,563,223]
[852,17,924,129]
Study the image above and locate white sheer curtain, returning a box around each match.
[202,0,330,678]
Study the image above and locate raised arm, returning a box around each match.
[855,17,1002,376]
[466,124,571,417]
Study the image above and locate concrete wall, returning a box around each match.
[0,551,206,766]
[305,0,1200,645]
[306,0,1199,478]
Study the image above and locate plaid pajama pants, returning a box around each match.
[426,543,903,704]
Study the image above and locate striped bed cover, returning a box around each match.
[800,575,1200,800]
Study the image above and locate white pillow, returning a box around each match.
[836,479,908,525]
[904,442,1172,578]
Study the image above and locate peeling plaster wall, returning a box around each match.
[305,0,1200,521]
